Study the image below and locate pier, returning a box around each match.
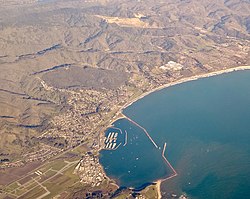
[162,142,177,181]
[111,126,123,134]
[113,143,121,150]
[123,130,128,146]
[112,143,116,149]
[125,117,159,148]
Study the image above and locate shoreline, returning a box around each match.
[121,65,250,112]
[100,65,250,197]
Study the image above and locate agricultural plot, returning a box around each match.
[2,159,80,199]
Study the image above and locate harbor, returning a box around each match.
[100,118,170,189]
[103,118,159,151]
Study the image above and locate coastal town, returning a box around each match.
[0,60,197,198]
[0,0,250,198]
[1,63,250,198]
[3,63,250,171]
[1,61,250,198]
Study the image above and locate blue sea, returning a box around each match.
[100,70,250,198]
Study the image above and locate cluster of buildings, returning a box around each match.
[0,160,24,169]
[22,144,62,163]
[0,144,62,169]
[75,152,106,187]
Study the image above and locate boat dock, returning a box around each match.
[104,127,123,150]
[112,143,116,149]
[123,130,128,146]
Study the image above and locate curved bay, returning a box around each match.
[100,70,250,198]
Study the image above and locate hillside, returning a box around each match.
[0,0,249,198]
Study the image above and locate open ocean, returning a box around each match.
[100,70,250,198]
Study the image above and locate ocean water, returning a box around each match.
[100,70,250,198]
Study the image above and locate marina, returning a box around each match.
[103,127,123,151]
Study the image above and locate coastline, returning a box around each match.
[100,65,250,197]
[121,65,250,112]
[100,65,250,149]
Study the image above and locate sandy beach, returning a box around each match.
[156,180,162,199]
[121,65,250,112]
